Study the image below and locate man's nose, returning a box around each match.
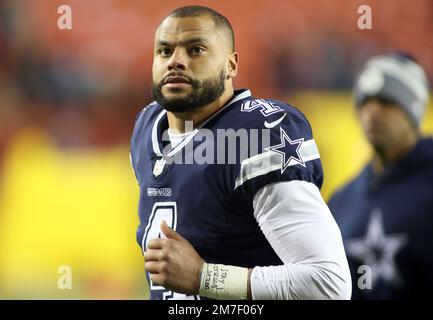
[168,48,187,71]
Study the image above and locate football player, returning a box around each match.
[130,5,351,300]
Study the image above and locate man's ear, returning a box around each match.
[227,52,239,79]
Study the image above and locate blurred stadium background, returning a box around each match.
[0,0,432,299]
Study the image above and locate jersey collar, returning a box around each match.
[151,89,252,158]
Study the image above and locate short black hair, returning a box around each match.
[166,5,235,51]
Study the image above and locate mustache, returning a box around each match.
[159,73,197,86]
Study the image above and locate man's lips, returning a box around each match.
[164,76,191,85]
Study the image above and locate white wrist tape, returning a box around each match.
[199,263,248,300]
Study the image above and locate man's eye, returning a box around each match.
[159,48,171,56]
[190,47,204,54]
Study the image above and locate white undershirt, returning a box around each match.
[251,180,352,299]
[168,129,190,148]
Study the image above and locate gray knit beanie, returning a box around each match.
[354,53,430,127]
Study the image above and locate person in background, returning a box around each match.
[328,52,433,299]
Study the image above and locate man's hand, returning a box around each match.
[144,220,205,295]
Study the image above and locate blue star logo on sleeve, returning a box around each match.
[267,127,305,173]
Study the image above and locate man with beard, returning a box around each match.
[328,53,433,299]
[130,5,351,300]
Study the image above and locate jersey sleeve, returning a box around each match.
[129,105,151,185]
[233,102,324,208]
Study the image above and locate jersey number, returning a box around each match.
[241,99,282,117]
[142,202,199,300]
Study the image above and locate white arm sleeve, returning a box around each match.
[250,180,352,300]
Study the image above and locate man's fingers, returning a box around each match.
[143,249,161,261]
[150,273,166,287]
[161,220,183,241]
[147,238,165,249]
[145,261,160,274]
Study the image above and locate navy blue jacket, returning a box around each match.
[329,138,433,299]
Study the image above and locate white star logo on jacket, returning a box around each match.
[346,209,408,288]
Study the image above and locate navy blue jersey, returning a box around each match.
[130,89,323,299]
[329,138,433,299]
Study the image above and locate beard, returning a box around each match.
[151,70,226,113]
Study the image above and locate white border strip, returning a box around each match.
[234,139,320,189]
